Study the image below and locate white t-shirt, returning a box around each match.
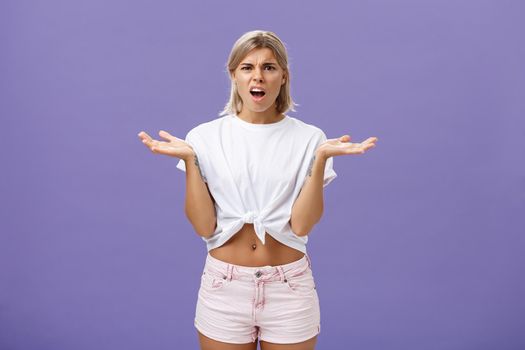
[176,113,337,254]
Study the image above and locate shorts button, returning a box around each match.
[255,271,262,278]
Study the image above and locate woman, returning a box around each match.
[138,30,378,350]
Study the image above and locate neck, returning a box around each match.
[237,106,283,124]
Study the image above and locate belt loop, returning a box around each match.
[226,264,233,281]
[276,266,286,282]
[305,254,312,269]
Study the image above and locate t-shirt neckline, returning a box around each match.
[231,113,290,130]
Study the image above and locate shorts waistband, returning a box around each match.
[203,253,313,283]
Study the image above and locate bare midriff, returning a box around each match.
[209,223,305,267]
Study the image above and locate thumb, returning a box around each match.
[339,135,351,142]
[159,130,177,141]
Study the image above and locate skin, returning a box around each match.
[137,46,378,350]
[232,47,286,124]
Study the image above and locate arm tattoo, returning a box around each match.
[306,154,316,177]
[193,154,207,183]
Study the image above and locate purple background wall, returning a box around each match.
[1,0,523,349]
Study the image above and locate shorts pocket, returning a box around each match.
[200,270,229,292]
[283,268,316,296]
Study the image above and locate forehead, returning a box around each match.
[240,47,277,63]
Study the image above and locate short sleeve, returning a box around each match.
[317,130,337,188]
[323,155,337,187]
[175,129,208,183]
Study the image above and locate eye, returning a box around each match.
[240,66,276,71]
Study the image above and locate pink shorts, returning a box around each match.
[194,252,321,344]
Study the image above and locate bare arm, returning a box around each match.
[289,149,327,237]
[138,130,216,238]
[290,134,379,237]
[182,152,216,238]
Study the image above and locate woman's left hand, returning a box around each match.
[317,135,378,159]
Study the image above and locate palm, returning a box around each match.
[137,130,194,159]
[319,135,378,158]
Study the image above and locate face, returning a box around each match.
[232,47,287,116]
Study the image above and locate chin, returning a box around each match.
[252,106,271,112]
[242,103,269,113]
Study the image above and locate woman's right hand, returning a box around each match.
[137,130,195,160]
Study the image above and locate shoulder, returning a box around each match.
[185,115,229,138]
[287,115,328,140]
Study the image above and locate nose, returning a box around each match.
[253,67,263,82]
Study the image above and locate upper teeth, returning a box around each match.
[251,88,263,92]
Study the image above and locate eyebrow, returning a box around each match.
[240,62,277,66]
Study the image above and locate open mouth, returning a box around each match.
[250,91,266,97]
[249,87,266,98]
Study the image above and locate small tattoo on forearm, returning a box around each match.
[193,154,207,182]
[306,154,316,177]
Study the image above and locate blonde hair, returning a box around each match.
[219,30,298,117]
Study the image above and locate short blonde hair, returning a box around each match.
[219,30,298,116]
